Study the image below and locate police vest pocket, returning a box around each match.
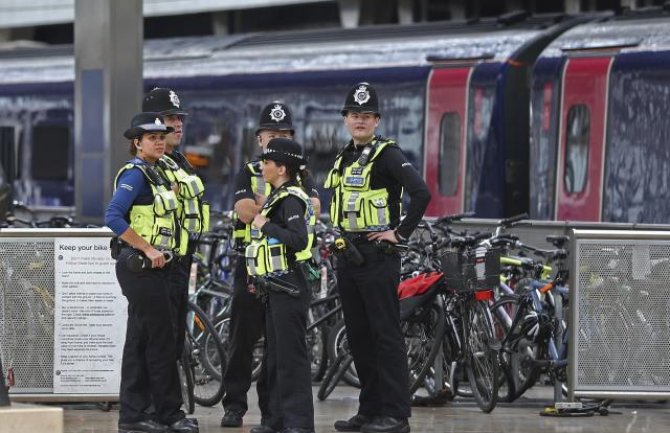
[180,198,202,233]
[178,174,205,199]
[341,192,365,231]
[246,243,267,276]
[154,190,178,216]
[364,194,390,229]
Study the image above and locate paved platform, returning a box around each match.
[34,386,670,433]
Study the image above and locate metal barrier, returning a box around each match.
[569,229,670,400]
[0,228,122,402]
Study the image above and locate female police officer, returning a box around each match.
[105,112,198,433]
[325,83,430,433]
[244,137,315,433]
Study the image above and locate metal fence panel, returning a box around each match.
[0,238,55,393]
[570,230,670,399]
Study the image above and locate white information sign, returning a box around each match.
[53,237,127,394]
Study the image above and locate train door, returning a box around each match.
[555,56,613,221]
[423,66,472,217]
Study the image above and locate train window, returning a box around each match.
[439,112,460,196]
[31,125,70,181]
[564,104,590,194]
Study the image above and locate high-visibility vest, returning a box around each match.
[156,152,209,254]
[324,138,397,232]
[233,161,270,245]
[245,185,315,277]
[114,162,178,250]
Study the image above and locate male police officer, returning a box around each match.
[221,102,319,431]
[142,88,209,362]
[325,83,430,433]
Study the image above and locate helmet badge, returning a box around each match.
[168,90,181,108]
[154,117,162,126]
[353,85,370,106]
[270,104,286,123]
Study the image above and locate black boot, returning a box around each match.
[361,417,409,433]
[118,420,169,433]
[220,409,244,427]
[334,414,373,432]
[169,418,199,433]
[251,425,276,433]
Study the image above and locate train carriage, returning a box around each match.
[530,9,670,223]
[0,13,586,219]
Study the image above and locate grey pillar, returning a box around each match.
[398,0,414,24]
[565,0,581,13]
[338,0,361,28]
[621,0,638,8]
[74,0,143,224]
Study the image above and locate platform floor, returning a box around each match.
[45,386,670,433]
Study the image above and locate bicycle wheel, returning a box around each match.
[177,356,195,414]
[307,321,329,382]
[186,302,226,407]
[405,298,446,394]
[327,320,359,388]
[490,296,539,400]
[318,351,354,401]
[464,300,499,413]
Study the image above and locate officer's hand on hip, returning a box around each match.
[145,247,166,268]
[366,230,397,244]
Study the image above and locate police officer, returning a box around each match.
[246,137,315,433]
[105,112,198,433]
[325,83,430,433]
[222,102,319,431]
[142,88,209,361]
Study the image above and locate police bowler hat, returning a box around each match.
[341,82,380,116]
[261,138,306,169]
[255,102,294,135]
[142,87,189,116]
[124,112,174,139]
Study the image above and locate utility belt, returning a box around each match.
[331,232,407,267]
[110,237,177,271]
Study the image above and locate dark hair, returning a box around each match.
[128,139,138,156]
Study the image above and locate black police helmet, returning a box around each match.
[124,112,174,139]
[142,87,188,116]
[341,82,380,117]
[255,102,294,136]
[261,138,306,170]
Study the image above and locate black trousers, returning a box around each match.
[336,246,411,419]
[265,268,314,431]
[222,259,269,417]
[116,248,184,425]
[167,253,192,360]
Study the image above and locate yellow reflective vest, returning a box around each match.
[324,138,397,232]
[233,161,270,245]
[156,152,209,255]
[245,185,315,277]
[114,162,179,250]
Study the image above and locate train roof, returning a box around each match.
[0,13,571,86]
[540,12,670,58]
